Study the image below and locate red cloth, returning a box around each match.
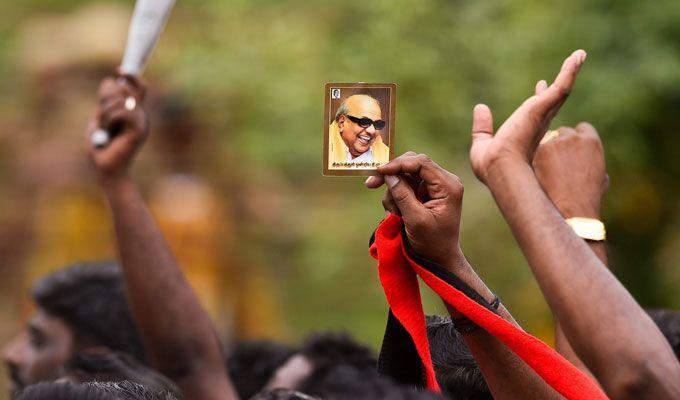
[369,214,608,399]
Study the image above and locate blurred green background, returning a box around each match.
[0,0,679,396]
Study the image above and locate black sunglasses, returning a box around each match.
[346,115,386,130]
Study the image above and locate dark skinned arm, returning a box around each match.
[533,122,610,381]
[470,50,680,399]
[367,154,561,400]
[86,76,238,400]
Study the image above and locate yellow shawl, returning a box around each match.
[328,120,390,169]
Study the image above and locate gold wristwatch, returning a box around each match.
[565,217,606,241]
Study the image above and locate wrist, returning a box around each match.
[433,247,495,301]
[485,156,534,191]
[98,171,135,196]
[554,203,601,220]
[423,244,467,274]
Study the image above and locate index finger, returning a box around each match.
[366,151,418,188]
[534,49,587,116]
[377,153,449,187]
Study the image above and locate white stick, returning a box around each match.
[92,0,176,148]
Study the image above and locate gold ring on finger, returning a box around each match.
[540,130,560,144]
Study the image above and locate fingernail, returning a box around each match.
[385,175,399,188]
[576,50,587,65]
[365,176,375,185]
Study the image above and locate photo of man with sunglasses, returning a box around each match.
[328,94,390,169]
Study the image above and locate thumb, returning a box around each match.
[535,79,549,95]
[471,104,494,143]
[384,175,425,219]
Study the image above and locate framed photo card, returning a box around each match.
[323,83,396,176]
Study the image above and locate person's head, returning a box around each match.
[250,388,320,400]
[63,350,180,398]
[426,316,491,400]
[266,332,377,393]
[84,381,178,400]
[263,332,439,399]
[297,364,442,400]
[227,339,299,400]
[334,94,385,157]
[2,261,146,396]
[646,308,680,360]
[17,381,178,400]
[16,381,116,400]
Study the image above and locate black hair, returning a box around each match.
[17,382,116,400]
[226,339,299,400]
[298,363,442,400]
[32,261,147,363]
[66,351,181,399]
[250,388,321,400]
[646,308,680,360]
[296,332,440,399]
[426,315,491,400]
[299,332,376,373]
[84,381,178,400]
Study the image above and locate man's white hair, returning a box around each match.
[334,94,380,121]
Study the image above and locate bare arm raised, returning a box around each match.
[367,153,561,400]
[533,122,609,380]
[86,75,238,400]
[470,50,680,399]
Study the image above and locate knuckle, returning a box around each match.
[448,174,464,195]
[576,121,595,131]
[581,128,601,142]
[417,154,432,164]
[391,190,410,204]
[450,173,463,187]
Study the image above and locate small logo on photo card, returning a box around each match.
[331,88,341,99]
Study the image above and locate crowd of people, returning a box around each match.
[2,49,680,399]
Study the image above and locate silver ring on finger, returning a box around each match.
[124,96,136,111]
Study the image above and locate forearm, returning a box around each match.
[554,240,606,380]
[554,319,595,383]
[552,197,607,378]
[443,257,561,400]
[487,160,680,397]
[101,175,237,399]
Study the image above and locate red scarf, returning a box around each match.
[370,214,608,399]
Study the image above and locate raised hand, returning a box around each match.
[86,74,148,181]
[470,49,587,183]
[533,123,608,219]
[366,152,464,270]
[468,50,680,398]
[87,74,239,399]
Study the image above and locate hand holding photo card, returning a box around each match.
[323,83,396,176]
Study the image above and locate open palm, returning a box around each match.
[470,49,587,183]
